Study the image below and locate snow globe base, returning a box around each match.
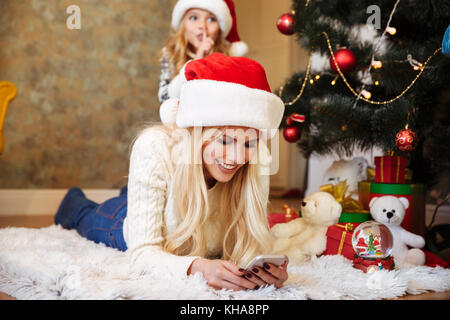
[352,254,395,273]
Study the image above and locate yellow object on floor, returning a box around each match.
[0,81,18,155]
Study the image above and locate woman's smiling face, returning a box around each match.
[202,126,259,184]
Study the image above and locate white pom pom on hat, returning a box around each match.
[229,41,248,57]
[159,98,180,125]
[171,0,248,57]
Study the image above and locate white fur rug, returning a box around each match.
[1,225,449,300]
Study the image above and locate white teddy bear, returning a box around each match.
[369,195,425,266]
[270,192,342,265]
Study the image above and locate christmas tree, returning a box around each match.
[278,0,450,192]
[367,232,376,255]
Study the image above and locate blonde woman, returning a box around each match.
[55,53,287,291]
[158,0,248,102]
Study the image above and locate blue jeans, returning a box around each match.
[55,187,128,251]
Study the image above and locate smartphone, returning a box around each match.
[245,254,287,271]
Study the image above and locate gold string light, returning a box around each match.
[331,75,338,86]
[360,89,372,99]
[386,26,397,35]
[278,51,313,106]
[371,60,383,69]
[280,33,441,106]
[324,31,442,105]
[277,0,441,107]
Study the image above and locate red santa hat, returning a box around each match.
[171,0,248,57]
[159,53,284,138]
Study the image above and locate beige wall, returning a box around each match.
[0,0,177,188]
[0,0,308,191]
[235,0,309,190]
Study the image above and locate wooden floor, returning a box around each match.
[0,197,449,300]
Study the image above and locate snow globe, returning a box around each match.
[351,221,395,273]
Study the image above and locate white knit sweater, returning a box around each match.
[122,128,271,278]
[122,128,228,278]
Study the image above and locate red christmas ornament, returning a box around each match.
[276,13,295,35]
[395,125,418,151]
[283,126,302,143]
[329,48,357,74]
[284,113,305,142]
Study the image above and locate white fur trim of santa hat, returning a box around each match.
[171,0,233,36]
[174,80,284,138]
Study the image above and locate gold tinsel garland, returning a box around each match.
[278,32,442,106]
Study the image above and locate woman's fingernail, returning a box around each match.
[254,285,260,290]
[245,272,252,279]
[252,267,259,273]
[238,268,245,272]
[263,263,270,270]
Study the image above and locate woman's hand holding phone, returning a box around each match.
[188,258,260,291]
[242,255,289,289]
[187,255,289,291]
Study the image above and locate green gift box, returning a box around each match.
[338,211,372,223]
[358,181,426,236]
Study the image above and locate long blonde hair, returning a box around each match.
[137,124,273,267]
[161,13,230,77]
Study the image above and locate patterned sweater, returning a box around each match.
[158,49,189,103]
[122,128,270,278]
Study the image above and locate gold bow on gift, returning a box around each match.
[320,181,368,213]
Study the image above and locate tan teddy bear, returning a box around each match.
[270,192,342,265]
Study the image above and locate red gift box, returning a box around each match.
[374,156,407,184]
[323,222,364,260]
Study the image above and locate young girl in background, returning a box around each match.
[158,0,248,102]
[55,53,288,291]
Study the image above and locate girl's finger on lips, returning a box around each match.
[203,43,213,52]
